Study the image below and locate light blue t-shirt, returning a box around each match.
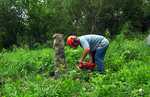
[79,34,109,51]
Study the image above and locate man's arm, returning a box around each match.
[89,54,93,63]
[79,48,90,63]
[79,38,90,63]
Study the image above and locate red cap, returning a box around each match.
[66,35,77,48]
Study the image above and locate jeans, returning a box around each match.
[90,38,109,72]
[95,45,108,72]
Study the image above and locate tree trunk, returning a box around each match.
[53,33,66,78]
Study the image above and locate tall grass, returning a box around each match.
[0,34,150,97]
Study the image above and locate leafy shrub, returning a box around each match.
[0,48,54,78]
[0,34,150,97]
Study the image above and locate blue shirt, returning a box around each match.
[79,34,109,51]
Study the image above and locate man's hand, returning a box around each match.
[89,55,94,63]
[89,51,95,63]
[78,59,83,64]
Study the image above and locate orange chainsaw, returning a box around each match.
[77,61,96,70]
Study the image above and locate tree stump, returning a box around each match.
[53,33,66,78]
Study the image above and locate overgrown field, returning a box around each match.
[0,35,150,97]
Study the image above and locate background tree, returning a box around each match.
[0,0,149,49]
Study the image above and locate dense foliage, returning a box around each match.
[0,0,149,96]
[0,0,150,49]
[0,35,149,97]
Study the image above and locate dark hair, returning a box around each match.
[70,32,77,36]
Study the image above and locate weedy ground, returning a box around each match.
[0,34,150,97]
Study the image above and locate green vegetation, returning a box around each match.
[0,35,149,97]
[0,0,150,96]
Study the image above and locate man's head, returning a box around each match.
[66,35,80,48]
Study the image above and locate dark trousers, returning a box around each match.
[90,45,108,72]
